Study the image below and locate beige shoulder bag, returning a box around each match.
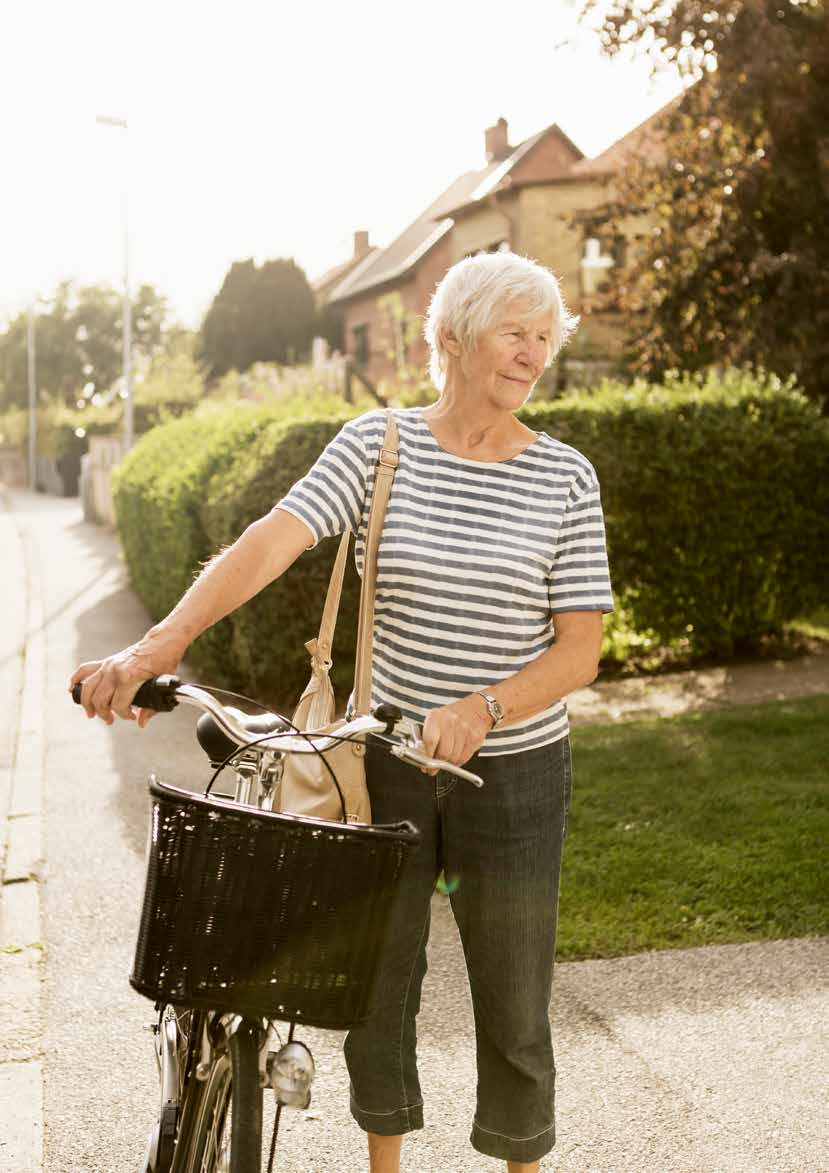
[278,412,400,823]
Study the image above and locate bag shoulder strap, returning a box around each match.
[309,412,399,692]
[311,528,350,664]
[354,412,399,712]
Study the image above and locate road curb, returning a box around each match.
[0,490,45,1173]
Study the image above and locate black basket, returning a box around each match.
[131,779,420,1030]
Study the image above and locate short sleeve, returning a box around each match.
[274,418,371,548]
[549,468,614,614]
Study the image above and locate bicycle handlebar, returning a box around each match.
[71,675,484,788]
[71,674,181,713]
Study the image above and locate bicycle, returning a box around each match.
[71,673,483,1173]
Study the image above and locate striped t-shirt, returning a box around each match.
[276,407,613,756]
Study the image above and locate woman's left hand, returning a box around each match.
[420,695,492,772]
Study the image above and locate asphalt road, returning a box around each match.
[2,489,826,1172]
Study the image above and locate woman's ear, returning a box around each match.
[442,328,462,358]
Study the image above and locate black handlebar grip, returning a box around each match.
[71,674,181,712]
[133,675,181,711]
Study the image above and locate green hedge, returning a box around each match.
[114,370,829,704]
[114,403,359,698]
[528,368,828,658]
[0,396,205,496]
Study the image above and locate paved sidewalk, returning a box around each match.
[0,491,45,1173]
[569,647,829,727]
[1,487,827,1172]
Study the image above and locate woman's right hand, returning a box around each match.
[69,629,184,727]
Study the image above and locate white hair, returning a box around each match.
[423,251,580,390]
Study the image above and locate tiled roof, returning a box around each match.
[326,99,679,304]
[327,166,504,304]
[312,249,379,297]
[439,123,586,217]
[569,96,682,178]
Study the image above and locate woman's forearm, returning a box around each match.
[147,508,312,656]
[478,612,604,728]
[71,508,314,722]
[421,612,604,766]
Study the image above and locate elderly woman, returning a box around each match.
[72,251,613,1171]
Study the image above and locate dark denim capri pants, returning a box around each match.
[344,734,572,1165]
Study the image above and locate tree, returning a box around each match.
[578,0,829,405]
[0,281,170,410]
[198,257,318,379]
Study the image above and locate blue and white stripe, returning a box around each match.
[276,407,613,756]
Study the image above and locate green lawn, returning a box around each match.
[558,695,828,960]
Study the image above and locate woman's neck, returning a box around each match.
[421,395,537,462]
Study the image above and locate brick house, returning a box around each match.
[318,104,673,391]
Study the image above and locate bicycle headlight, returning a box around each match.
[267,1040,315,1108]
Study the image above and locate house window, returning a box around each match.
[353,324,369,367]
[610,235,627,269]
[581,235,615,298]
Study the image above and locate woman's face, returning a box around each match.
[455,303,553,409]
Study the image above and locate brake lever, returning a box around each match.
[390,745,484,787]
[391,718,484,788]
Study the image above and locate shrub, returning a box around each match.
[114,403,359,698]
[520,368,828,657]
[0,343,212,494]
[114,369,828,705]
[198,411,358,695]
[113,405,278,634]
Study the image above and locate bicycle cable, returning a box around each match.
[187,682,278,713]
[202,701,352,823]
[189,681,393,822]
[266,1020,296,1173]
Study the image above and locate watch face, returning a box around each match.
[484,694,503,725]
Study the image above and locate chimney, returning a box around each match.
[485,117,510,162]
[353,230,371,259]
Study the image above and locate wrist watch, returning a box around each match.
[477,690,505,730]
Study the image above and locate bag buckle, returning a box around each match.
[379,447,399,469]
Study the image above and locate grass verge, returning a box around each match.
[558,695,828,960]
[599,606,829,677]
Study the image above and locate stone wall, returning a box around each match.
[79,435,125,526]
[0,447,26,487]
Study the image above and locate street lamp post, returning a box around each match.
[95,114,133,452]
[27,306,37,489]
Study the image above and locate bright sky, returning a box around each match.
[1,0,683,330]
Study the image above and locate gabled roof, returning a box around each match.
[327,123,585,305]
[569,95,683,178]
[312,248,380,300]
[326,101,678,305]
[326,167,501,304]
[439,123,585,219]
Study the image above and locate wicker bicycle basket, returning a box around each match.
[130,779,421,1029]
